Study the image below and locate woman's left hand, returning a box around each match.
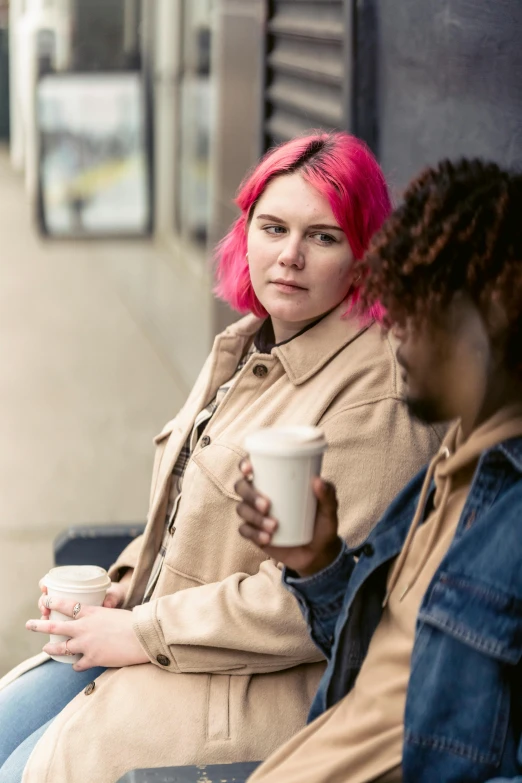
[26,599,149,671]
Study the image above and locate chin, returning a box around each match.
[265,301,314,323]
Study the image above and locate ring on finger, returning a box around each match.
[44,595,52,610]
[64,639,74,656]
[72,602,81,620]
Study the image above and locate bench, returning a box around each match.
[54,523,145,571]
[116,762,261,782]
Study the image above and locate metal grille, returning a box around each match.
[265,0,346,148]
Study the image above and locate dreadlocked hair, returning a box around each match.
[361,158,522,376]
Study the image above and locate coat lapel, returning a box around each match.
[148,317,261,527]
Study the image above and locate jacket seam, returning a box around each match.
[176,658,321,674]
[384,331,398,395]
[161,561,208,586]
[133,603,180,671]
[191,450,242,500]
[405,729,498,764]
[275,321,373,386]
[418,611,519,663]
[320,393,407,425]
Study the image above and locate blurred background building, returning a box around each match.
[5,0,522,383]
[7,0,522,386]
[0,0,521,674]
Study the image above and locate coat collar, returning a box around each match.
[216,304,372,386]
[273,304,372,386]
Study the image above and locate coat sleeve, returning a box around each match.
[132,558,324,674]
[130,395,441,675]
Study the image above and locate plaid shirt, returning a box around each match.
[142,340,257,602]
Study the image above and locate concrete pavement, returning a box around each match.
[0,147,188,675]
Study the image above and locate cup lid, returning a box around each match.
[42,565,111,593]
[245,426,327,457]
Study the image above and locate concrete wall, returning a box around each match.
[354,0,522,193]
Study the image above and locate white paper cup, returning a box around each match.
[41,565,111,664]
[245,426,328,546]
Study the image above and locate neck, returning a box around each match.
[270,318,314,344]
[270,304,339,344]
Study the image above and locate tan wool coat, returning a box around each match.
[1,306,443,783]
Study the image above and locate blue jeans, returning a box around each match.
[0,660,106,783]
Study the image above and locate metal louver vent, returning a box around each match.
[265,0,346,148]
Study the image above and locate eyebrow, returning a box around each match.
[255,214,343,231]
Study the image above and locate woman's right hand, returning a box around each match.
[102,571,134,609]
[235,460,343,578]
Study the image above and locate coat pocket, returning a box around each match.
[408,571,522,767]
[154,562,207,597]
[206,674,231,741]
[420,571,522,664]
[192,441,247,501]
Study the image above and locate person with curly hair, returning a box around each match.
[237,158,522,782]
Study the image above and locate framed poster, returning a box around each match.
[37,72,151,237]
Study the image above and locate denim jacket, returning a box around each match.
[285,436,522,782]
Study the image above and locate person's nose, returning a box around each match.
[278,235,305,270]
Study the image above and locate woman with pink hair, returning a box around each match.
[0,133,443,783]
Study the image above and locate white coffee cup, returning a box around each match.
[41,565,111,664]
[244,426,328,546]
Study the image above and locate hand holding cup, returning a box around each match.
[37,565,111,664]
[38,572,129,620]
[30,565,147,670]
[235,458,343,578]
[102,569,134,608]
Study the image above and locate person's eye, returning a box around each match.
[263,225,286,235]
[312,232,336,245]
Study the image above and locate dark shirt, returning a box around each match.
[254,313,329,354]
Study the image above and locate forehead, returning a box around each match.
[253,172,337,223]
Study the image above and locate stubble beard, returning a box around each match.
[404,395,444,425]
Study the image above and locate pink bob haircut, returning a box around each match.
[214,131,392,320]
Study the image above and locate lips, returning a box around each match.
[271,279,307,292]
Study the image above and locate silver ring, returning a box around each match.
[64,639,74,656]
[72,602,81,619]
[45,595,52,610]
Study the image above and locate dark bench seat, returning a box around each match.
[117,762,261,782]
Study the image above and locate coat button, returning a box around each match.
[253,364,268,378]
[200,435,211,447]
[84,681,96,695]
[157,654,170,666]
[362,543,374,557]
